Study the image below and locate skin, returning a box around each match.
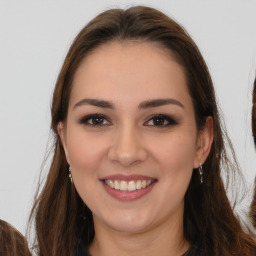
[58,41,213,256]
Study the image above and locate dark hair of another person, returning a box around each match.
[250,76,256,227]
[0,220,31,256]
[29,6,256,256]
[252,76,256,147]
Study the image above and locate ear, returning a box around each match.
[57,122,70,164]
[193,116,214,168]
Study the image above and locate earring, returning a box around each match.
[69,166,73,183]
[199,162,203,184]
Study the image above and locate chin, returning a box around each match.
[103,211,153,234]
[109,221,150,234]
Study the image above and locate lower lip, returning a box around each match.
[102,182,155,201]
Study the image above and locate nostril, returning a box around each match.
[107,129,148,167]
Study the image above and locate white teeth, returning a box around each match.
[120,181,128,191]
[128,181,136,191]
[114,180,120,190]
[136,180,142,190]
[141,180,147,188]
[109,180,114,188]
[104,179,153,191]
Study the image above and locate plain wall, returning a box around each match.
[0,0,256,235]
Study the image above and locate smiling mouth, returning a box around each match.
[103,179,156,192]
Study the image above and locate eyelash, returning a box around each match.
[79,114,111,126]
[79,114,178,127]
[144,114,178,127]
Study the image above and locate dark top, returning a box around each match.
[76,241,201,256]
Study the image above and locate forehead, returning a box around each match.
[70,41,191,108]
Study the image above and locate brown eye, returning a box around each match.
[80,114,111,126]
[144,114,177,127]
[152,116,166,126]
[90,116,105,125]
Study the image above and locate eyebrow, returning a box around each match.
[73,98,184,110]
[138,98,184,109]
[73,99,114,109]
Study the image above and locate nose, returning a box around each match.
[107,125,148,167]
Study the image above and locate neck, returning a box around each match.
[89,214,189,256]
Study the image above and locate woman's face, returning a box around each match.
[59,41,211,234]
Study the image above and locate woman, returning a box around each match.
[30,6,256,256]
[0,219,31,256]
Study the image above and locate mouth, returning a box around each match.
[100,175,157,201]
[103,179,155,192]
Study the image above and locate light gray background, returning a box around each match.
[0,0,256,235]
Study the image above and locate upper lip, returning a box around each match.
[100,174,157,181]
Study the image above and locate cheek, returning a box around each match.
[66,130,107,176]
[66,131,108,205]
[152,132,197,179]
[155,134,197,208]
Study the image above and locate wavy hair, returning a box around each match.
[0,220,31,256]
[29,6,256,255]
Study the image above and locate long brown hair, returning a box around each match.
[0,220,31,256]
[29,6,256,255]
